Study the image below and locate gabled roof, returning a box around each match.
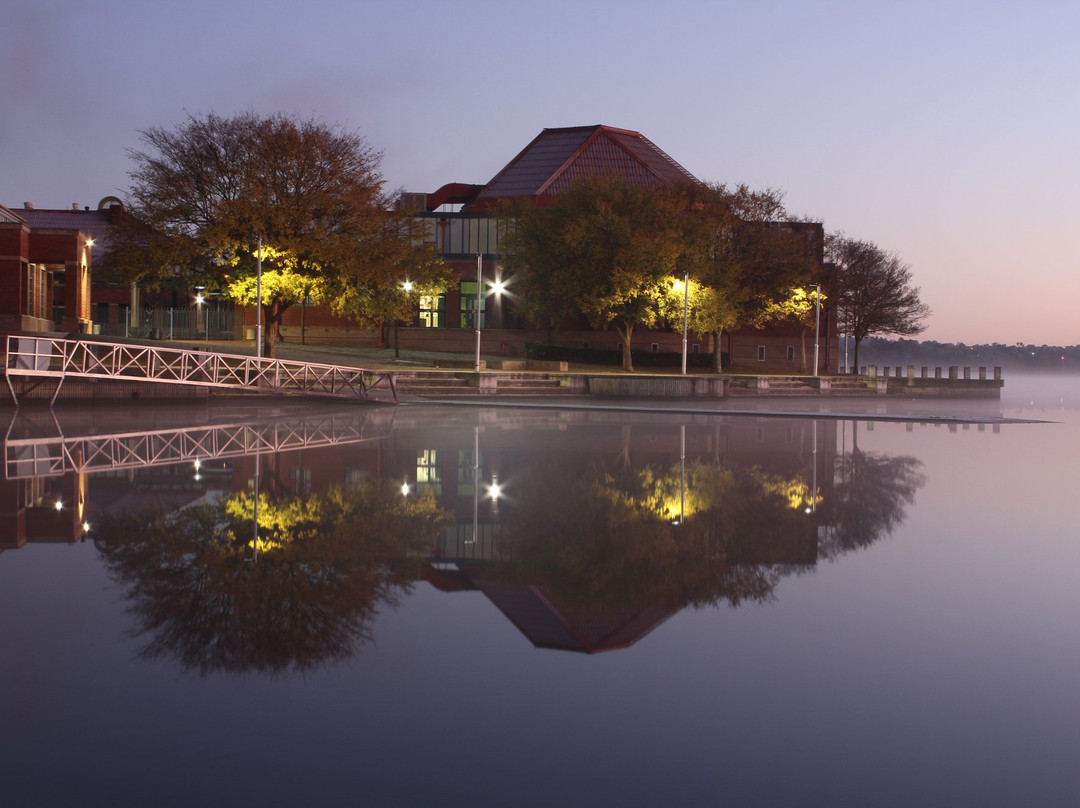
[0,204,25,224]
[16,207,119,252]
[466,125,699,211]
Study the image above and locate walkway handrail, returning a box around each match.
[4,336,396,405]
[4,409,394,479]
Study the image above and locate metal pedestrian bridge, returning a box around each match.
[3,336,397,406]
[4,408,394,479]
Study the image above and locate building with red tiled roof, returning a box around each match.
[338,123,834,372]
[463,124,699,210]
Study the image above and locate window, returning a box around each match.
[26,264,34,318]
[786,346,795,362]
[650,343,659,353]
[459,282,486,328]
[419,294,443,328]
[691,343,700,354]
[289,467,312,496]
[457,449,480,497]
[757,346,766,362]
[416,450,441,495]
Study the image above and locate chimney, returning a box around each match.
[72,203,80,210]
[23,202,34,209]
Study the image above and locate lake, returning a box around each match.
[2,375,1079,807]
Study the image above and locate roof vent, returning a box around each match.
[23,202,34,210]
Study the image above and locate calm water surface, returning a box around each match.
[2,375,1079,807]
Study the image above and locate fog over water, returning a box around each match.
[1,373,1078,807]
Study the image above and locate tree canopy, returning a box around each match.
[500,177,824,372]
[96,479,451,675]
[828,234,931,371]
[501,174,683,371]
[111,111,448,355]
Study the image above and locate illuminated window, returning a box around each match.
[419,294,444,328]
[416,449,441,495]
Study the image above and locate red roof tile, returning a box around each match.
[468,125,698,210]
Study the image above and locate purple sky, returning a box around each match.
[3,0,1076,345]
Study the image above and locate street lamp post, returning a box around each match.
[812,283,821,377]
[474,253,482,373]
[681,271,689,376]
[255,236,264,360]
[397,280,413,359]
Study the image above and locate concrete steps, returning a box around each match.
[393,372,476,397]
[391,371,567,398]
[496,375,564,395]
[726,376,819,396]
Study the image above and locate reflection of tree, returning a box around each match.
[496,459,816,614]
[96,481,451,675]
[821,423,926,559]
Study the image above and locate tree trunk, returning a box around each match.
[263,302,282,359]
[712,328,724,373]
[852,337,862,375]
[615,322,635,372]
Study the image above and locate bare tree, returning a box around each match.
[829,235,930,372]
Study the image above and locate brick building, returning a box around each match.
[274,124,836,372]
[0,203,97,334]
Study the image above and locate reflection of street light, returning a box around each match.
[488,473,500,516]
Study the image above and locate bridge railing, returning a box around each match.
[4,336,396,405]
[4,409,395,479]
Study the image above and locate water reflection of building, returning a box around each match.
[426,562,676,654]
[2,406,845,656]
[0,472,86,551]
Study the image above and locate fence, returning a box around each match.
[95,306,241,341]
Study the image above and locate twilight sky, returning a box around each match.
[2,0,1076,345]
